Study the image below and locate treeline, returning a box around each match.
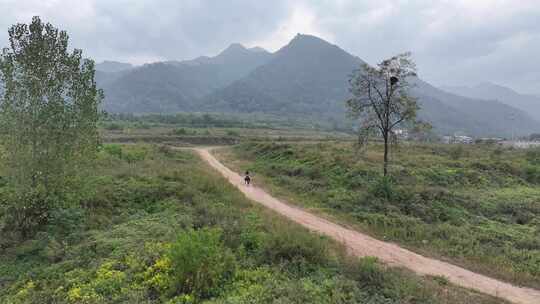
[105,113,263,128]
[104,112,353,132]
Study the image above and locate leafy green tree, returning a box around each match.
[0,16,102,235]
[346,53,419,176]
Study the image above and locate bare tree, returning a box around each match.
[346,53,419,176]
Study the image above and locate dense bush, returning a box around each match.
[104,122,124,131]
[526,148,540,165]
[167,229,236,299]
[261,224,330,269]
[173,128,191,136]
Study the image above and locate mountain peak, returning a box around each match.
[248,46,269,53]
[289,33,331,45]
[274,33,364,66]
[213,43,252,61]
[279,33,350,56]
[221,43,248,54]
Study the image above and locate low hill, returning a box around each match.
[95,60,133,73]
[99,44,272,113]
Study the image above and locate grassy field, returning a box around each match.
[0,144,506,303]
[100,113,353,145]
[218,142,540,290]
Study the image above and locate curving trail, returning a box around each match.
[194,147,540,304]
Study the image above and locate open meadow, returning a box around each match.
[217,141,540,290]
[0,144,507,303]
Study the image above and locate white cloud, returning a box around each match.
[247,3,334,51]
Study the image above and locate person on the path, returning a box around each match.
[244,171,251,185]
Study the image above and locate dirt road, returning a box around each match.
[195,147,540,304]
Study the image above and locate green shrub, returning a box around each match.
[524,166,540,183]
[167,228,236,299]
[67,261,127,303]
[1,188,57,239]
[103,144,123,158]
[225,130,240,137]
[122,147,148,163]
[370,176,395,200]
[526,148,540,165]
[104,123,124,131]
[491,148,504,158]
[353,257,387,289]
[261,224,330,270]
[449,145,466,160]
[173,128,190,136]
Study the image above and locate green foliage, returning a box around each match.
[353,257,386,289]
[67,261,128,303]
[104,122,124,131]
[261,223,330,270]
[166,228,236,299]
[103,144,123,158]
[1,188,56,238]
[0,16,101,236]
[525,148,540,165]
[449,145,467,160]
[225,130,240,137]
[101,144,148,163]
[173,128,190,135]
[370,176,395,200]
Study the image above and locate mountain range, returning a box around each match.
[441,83,540,122]
[95,34,540,137]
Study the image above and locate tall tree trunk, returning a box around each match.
[383,133,389,176]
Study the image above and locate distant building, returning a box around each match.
[441,136,452,144]
[455,135,474,144]
[501,140,540,149]
[441,135,474,144]
[393,128,409,140]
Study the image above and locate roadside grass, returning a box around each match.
[217,142,540,290]
[0,144,506,303]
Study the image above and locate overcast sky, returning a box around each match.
[1,0,539,94]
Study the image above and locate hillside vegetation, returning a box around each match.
[98,44,272,113]
[0,145,507,304]
[442,82,540,121]
[221,142,540,289]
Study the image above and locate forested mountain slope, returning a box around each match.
[98,34,540,136]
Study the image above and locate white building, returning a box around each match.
[441,135,474,144]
